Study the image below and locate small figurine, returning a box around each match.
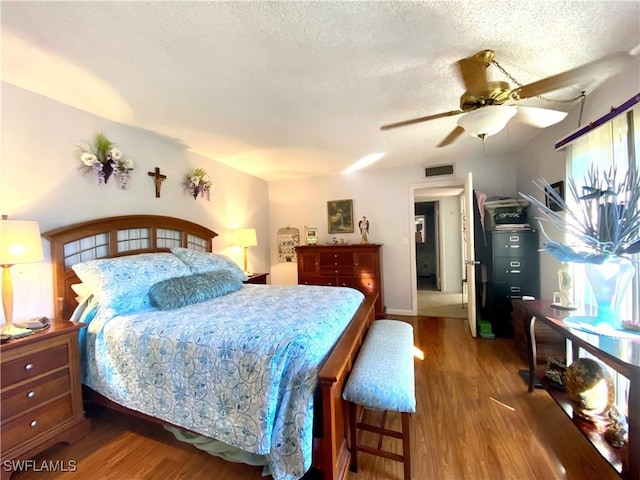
[604,405,628,448]
[558,262,573,307]
[358,216,369,244]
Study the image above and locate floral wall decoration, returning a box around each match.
[78,132,134,189]
[183,168,213,200]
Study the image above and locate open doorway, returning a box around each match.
[415,201,439,291]
[413,185,466,318]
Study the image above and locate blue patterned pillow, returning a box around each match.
[149,270,244,310]
[72,253,192,317]
[170,247,248,282]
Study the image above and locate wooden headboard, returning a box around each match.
[43,215,218,319]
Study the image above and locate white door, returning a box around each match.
[464,172,478,337]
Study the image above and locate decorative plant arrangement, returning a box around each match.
[78,132,134,189]
[183,168,213,200]
[521,163,640,263]
[521,162,639,329]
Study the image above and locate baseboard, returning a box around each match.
[385,308,414,316]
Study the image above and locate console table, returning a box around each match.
[515,299,639,479]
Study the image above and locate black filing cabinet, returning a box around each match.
[488,229,540,337]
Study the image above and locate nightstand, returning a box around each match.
[244,273,269,284]
[0,321,91,480]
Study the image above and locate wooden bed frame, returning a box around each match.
[43,214,376,480]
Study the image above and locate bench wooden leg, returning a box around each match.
[348,406,412,479]
[402,412,411,480]
[349,401,359,472]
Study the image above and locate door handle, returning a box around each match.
[464,260,480,265]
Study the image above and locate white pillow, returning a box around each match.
[69,293,93,322]
[71,283,94,305]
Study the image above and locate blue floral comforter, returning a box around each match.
[83,284,364,480]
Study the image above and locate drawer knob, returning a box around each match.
[27,391,36,399]
[30,420,38,428]
[335,270,338,273]
[25,363,34,371]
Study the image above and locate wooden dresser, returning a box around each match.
[0,322,91,479]
[295,244,384,318]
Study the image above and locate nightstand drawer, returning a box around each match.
[1,395,73,452]
[1,344,69,387]
[1,369,70,421]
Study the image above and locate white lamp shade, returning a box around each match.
[232,228,257,247]
[457,105,518,138]
[515,106,568,128]
[0,220,44,265]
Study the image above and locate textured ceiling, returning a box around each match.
[2,1,639,181]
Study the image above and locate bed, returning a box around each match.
[43,215,376,480]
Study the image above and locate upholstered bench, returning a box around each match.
[342,319,416,480]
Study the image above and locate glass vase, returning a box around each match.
[584,256,635,329]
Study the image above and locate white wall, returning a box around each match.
[269,154,516,314]
[516,56,640,300]
[1,83,270,322]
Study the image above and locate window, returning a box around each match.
[564,103,639,416]
[566,104,639,323]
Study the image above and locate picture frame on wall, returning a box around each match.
[545,181,565,212]
[327,199,354,234]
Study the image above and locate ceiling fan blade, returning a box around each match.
[436,126,465,147]
[515,106,568,128]
[511,52,632,100]
[456,50,493,94]
[380,110,463,130]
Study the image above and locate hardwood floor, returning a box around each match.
[11,315,619,480]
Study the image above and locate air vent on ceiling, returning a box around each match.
[425,164,454,177]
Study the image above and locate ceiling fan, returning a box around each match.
[380,49,632,147]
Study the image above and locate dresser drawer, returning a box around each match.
[318,251,354,267]
[1,369,70,421]
[299,276,339,287]
[338,276,376,295]
[1,395,73,452]
[319,265,354,276]
[1,344,69,387]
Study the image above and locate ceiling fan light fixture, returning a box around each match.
[457,106,518,139]
[515,106,568,128]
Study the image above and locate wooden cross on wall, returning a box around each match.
[148,168,166,198]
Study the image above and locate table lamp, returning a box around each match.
[232,228,257,274]
[0,216,44,337]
